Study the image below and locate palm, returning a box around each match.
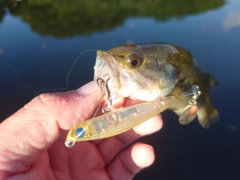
[48,131,110,180]
[42,129,140,180]
[0,83,162,179]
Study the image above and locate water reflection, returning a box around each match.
[222,12,240,31]
[1,0,225,37]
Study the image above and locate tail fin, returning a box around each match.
[197,104,219,128]
[195,72,219,128]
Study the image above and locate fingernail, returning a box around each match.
[76,81,99,96]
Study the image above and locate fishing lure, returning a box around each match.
[65,96,175,147]
[179,85,201,124]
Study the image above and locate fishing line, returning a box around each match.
[34,49,99,95]
[66,49,99,88]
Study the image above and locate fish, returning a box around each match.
[94,43,219,128]
[65,42,219,146]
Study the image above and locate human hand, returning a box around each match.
[0,81,163,180]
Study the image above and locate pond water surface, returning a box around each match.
[0,0,240,179]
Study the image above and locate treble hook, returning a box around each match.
[102,77,112,113]
[95,77,113,113]
[96,78,105,93]
[182,85,201,98]
[186,85,201,106]
[105,78,112,103]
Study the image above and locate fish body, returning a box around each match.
[94,43,219,128]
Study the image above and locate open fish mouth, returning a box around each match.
[93,50,120,101]
[94,52,110,81]
[93,50,117,82]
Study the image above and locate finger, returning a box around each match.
[112,97,143,109]
[107,142,155,180]
[96,114,163,164]
[0,81,102,175]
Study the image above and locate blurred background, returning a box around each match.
[0,0,240,179]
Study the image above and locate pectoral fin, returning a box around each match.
[179,105,198,125]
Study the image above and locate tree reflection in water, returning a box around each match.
[0,0,225,37]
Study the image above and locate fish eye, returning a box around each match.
[127,53,143,68]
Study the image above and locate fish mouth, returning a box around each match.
[94,50,120,99]
[94,50,117,81]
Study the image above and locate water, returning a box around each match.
[0,0,240,179]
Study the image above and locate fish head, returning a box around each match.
[94,44,177,102]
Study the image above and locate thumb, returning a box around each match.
[0,81,102,175]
